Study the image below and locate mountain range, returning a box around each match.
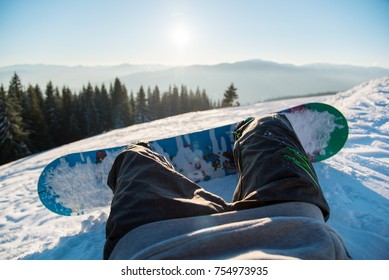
[1,59,388,104]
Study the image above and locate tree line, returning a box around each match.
[0,73,239,165]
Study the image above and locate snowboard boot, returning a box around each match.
[233,117,255,141]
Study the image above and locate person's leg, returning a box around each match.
[104,144,228,259]
[231,114,330,220]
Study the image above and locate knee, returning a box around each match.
[107,145,145,193]
[107,144,174,193]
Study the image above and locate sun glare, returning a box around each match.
[170,25,191,48]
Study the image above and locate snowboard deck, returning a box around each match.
[38,102,348,216]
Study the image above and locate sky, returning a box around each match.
[1,0,389,68]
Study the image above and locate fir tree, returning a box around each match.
[193,87,202,111]
[79,83,98,136]
[0,85,30,164]
[95,84,111,132]
[129,91,135,125]
[8,73,26,109]
[110,78,132,128]
[67,93,83,142]
[121,83,133,127]
[222,83,239,107]
[170,85,180,116]
[7,73,29,136]
[135,86,148,124]
[179,85,190,114]
[160,87,173,118]
[44,82,62,146]
[147,86,161,120]
[61,86,76,143]
[201,89,212,110]
[24,85,51,152]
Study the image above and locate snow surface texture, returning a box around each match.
[44,151,118,213]
[285,110,341,156]
[0,77,388,260]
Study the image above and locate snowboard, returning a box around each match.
[37,102,348,216]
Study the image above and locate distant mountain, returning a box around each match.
[1,60,388,104]
[0,63,168,90]
[119,60,389,104]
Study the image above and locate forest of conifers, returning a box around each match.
[0,73,238,165]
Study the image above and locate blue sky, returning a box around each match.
[1,0,388,67]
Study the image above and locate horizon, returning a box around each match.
[1,0,389,68]
[2,58,389,70]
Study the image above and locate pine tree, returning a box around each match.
[24,85,51,152]
[110,79,121,128]
[160,87,173,118]
[79,83,99,136]
[170,85,180,116]
[121,83,133,127]
[61,86,75,143]
[147,86,161,120]
[95,84,111,132]
[110,78,132,128]
[44,82,62,146]
[67,92,83,142]
[0,85,31,164]
[129,91,135,125]
[7,73,30,138]
[193,87,202,111]
[135,86,148,124]
[222,83,239,107]
[179,85,190,114]
[8,73,26,109]
[201,89,212,110]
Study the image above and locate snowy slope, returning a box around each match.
[0,77,388,260]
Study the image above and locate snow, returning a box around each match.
[44,152,116,213]
[284,109,342,156]
[0,77,388,260]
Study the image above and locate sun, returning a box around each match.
[170,25,191,48]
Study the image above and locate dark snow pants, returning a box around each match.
[104,114,330,259]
